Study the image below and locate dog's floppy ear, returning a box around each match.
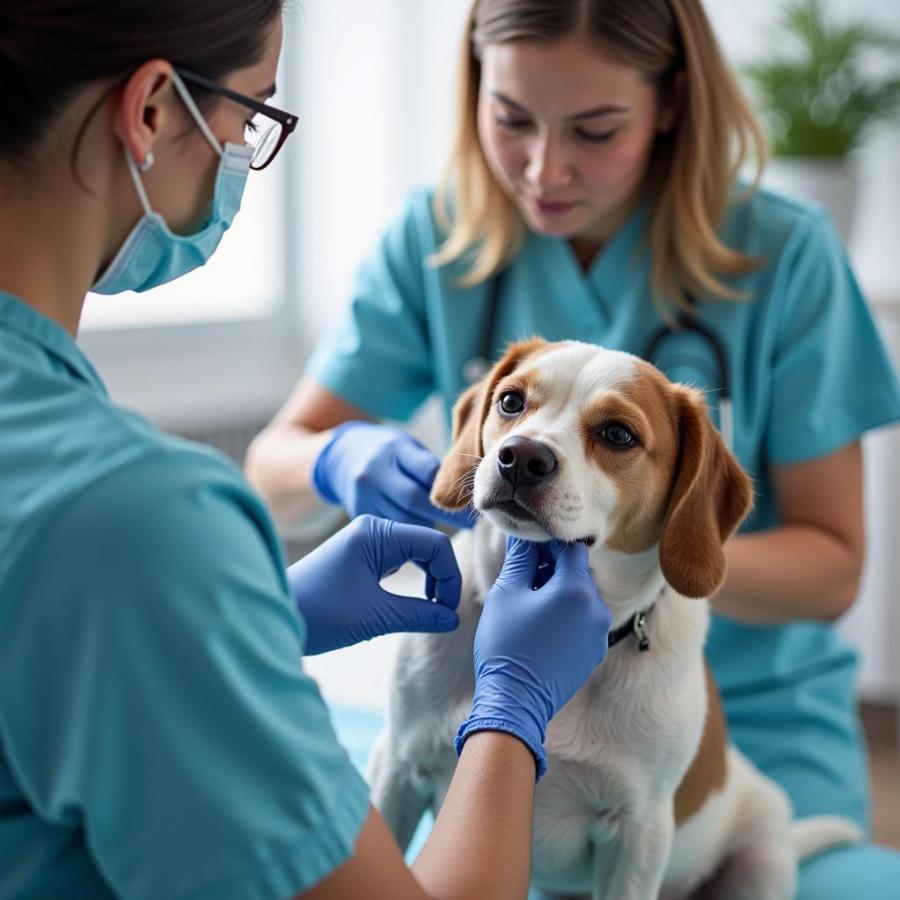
[431,338,548,510]
[430,381,482,510]
[659,387,753,598]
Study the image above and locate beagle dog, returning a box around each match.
[369,339,862,900]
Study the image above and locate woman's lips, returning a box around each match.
[533,197,578,215]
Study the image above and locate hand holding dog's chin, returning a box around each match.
[456,538,611,778]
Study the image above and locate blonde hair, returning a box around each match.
[432,0,767,314]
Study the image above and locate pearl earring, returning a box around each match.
[138,152,155,173]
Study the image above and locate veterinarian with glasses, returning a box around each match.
[247,1,900,896]
[0,3,615,898]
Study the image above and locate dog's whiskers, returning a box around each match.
[447,463,478,505]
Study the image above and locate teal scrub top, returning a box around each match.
[309,186,900,829]
[0,293,369,899]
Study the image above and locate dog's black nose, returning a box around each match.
[497,437,558,487]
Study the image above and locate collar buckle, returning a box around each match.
[607,606,653,653]
[634,611,651,652]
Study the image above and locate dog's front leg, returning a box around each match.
[593,805,674,900]
[368,728,431,853]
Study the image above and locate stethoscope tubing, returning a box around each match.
[643,312,734,452]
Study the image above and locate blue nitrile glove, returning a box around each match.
[312,421,476,529]
[287,514,462,655]
[455,538,611,780]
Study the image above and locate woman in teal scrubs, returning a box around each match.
[0,2,615,898]
[247,1,900,896]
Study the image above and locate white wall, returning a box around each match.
[288,0,473,356]
[844,311,900,702]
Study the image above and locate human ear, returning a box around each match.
[111,60,176,167]
[657,70,685,133]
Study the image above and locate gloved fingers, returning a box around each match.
[548,541,592,580]
[538,539,573,565]
[394,436,441,490]
[431,503,479,530]
[366,491,443,529]
[395,440,479,529]
[374,588,460,636]
[356,463,443,526]
[495,535,541,587]
[379,521,462,610]
[392,481,478,531]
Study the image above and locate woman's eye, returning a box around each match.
[499,391,526,416]
[245,118,260,134]
[576,128,617,144]
[495,117,531,131]
[598,423,638,449]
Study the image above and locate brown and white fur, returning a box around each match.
[369,339,862,900]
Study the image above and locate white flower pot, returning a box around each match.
[762,156,859,243]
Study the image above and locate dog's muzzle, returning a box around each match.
[480,437,559,530]
[496,437,558,488]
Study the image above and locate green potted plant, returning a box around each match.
[742,0,900,240]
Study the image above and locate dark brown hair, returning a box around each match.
[0,0,283,163]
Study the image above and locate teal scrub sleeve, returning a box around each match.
[0,450,370,900]
[306,192,435,421]
[767,210,900,464]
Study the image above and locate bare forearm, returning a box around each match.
[300,732,537,900]
[244,423,333,528]
[412,732,536,900]
[715,526,863,624]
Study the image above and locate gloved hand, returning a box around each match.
[455,538,611,779]
[287,514,461,655]
[312,421,476,529]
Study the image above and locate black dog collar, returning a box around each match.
[607,608,653,652]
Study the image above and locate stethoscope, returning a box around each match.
[462,269,734,453]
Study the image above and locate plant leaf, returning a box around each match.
[741,0,900,156]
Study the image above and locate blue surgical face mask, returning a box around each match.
[91,71,254,295]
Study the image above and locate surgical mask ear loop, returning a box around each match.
[169,71,225,159]
[92,69,253,295]
[124,147,156,217]
[122,69,227,218]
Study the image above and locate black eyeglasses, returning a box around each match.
[175,68,298,171]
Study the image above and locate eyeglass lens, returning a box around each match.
[245,116,283,169]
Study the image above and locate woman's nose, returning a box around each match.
[525,134,572,190]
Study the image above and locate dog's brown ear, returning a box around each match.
[431,338,548,510]
[659,387,753,598]
[430,381,482,510]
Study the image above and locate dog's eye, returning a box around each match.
[498,391,525,417]
[599,423,639,449]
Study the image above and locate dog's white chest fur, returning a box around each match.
[370,527,764,899]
